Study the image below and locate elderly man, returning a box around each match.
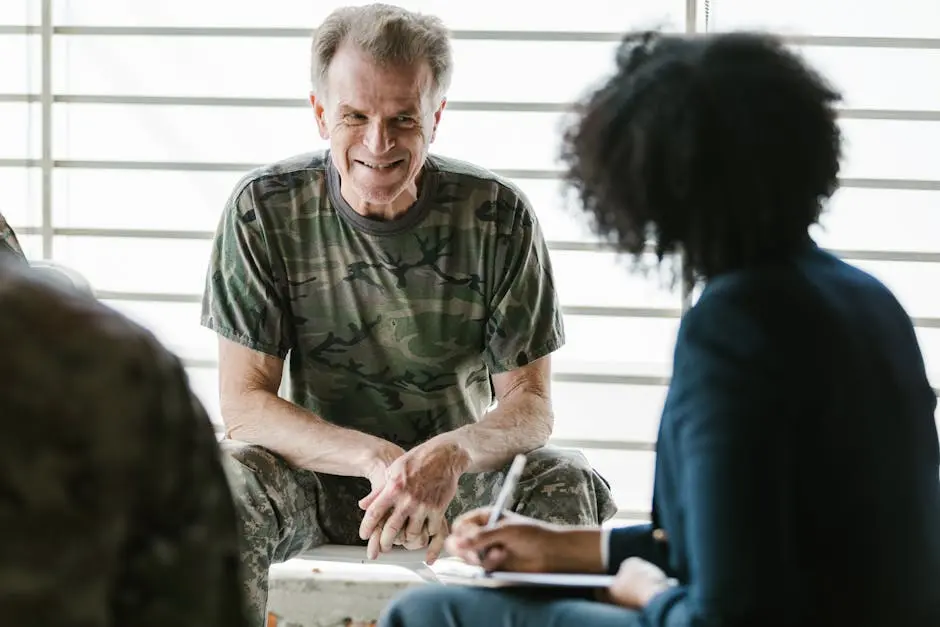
[1,256,248,626]
[201,3,617,624]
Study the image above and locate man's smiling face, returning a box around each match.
[312,43,446,218]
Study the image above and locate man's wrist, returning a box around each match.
[423,431,473,475]
[358,437,404,479]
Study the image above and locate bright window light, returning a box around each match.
[3,0,938,521]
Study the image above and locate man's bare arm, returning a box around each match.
[218,337,402,478]
[430,355,554,473]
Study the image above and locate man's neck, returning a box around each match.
[341,175,422,222]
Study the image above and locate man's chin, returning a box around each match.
[352,184,409,207]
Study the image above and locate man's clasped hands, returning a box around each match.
[357,436,470,563]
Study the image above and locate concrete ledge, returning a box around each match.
[267,560,425,627]
[297,545,440,582]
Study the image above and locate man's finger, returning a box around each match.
[358,485,382,511]
[359,489,399,540]
[425,509,445,537]
[403,526,429,547]
[380,506,413,552]
[401,528,430,550]
[404,506,428,542]
[367,528,383,560]
[425,527,446,565]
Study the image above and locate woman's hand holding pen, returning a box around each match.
[445,508,561,572]
[446,508,607,575]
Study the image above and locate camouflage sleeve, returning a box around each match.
[201,179,292,358]
[0,211,27,263]
[483,185,565,373]
[113,346,249,627]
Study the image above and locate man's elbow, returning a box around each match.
[219,386,272,440]
[526,391,554,447]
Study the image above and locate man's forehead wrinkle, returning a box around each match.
[326,52,434,115]
[334,89,427,116]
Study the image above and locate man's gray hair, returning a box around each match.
[311,3,454,103]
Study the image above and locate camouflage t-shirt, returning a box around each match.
[202,151,564,449]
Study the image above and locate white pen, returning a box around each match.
[477,453,527,565]
[485,453,528,529]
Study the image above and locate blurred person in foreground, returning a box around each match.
[201,4,615,624]
[0,254,249,626]
[380,30,940,627]
[0,211,94,293]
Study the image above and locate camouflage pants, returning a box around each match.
[220,440,618,627]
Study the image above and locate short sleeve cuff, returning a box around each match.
[600,527,612,571]
[485,335,564,374]
[200,316,288,359]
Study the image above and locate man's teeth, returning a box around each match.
[362,161,397,169]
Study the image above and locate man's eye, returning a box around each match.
[395,116,417,126]
[344,113,367,122]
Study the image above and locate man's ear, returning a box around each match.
[429,97,447,143]
[310,93,330,140]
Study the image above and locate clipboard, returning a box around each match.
[431,559,615,588]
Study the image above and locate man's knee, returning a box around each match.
[522,446,599,486]
[516,446,618,525]
[221,440,293,481]
[219,440,307,537]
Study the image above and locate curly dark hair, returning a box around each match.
[561,31,843,285]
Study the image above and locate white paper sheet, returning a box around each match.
[483,571,616,587]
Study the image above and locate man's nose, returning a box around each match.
[363,121,394,154]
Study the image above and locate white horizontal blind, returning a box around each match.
[2,0,938,524]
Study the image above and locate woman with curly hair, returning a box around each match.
[380,30,940,627]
